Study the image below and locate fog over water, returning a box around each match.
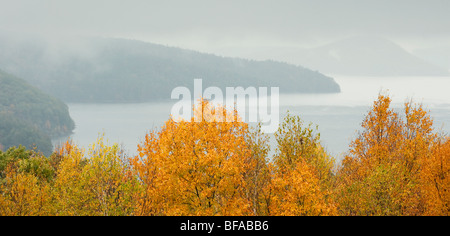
[2,0,446,161]
[56,75,450,161]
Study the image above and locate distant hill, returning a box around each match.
[0,34,340,103]
[294,36,450,76]
[0,69,75,155]
[413,46,450,72]
[215,36,450,77]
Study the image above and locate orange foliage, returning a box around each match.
[420,138,450,215]
[1,95,449,216]
[131,100,255,216]
[336,93,449,216]
[0,164,51,216]
[267,160,336,216]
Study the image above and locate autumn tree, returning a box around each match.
[131,100,259,216]
[0,147,53,216]
[244,124,272,216]
[1,146,36,179]
[2,94,449,216]
[266,113,337,216]
[336,93,441,216]
[51,138,139,216]
[420,137,450,215]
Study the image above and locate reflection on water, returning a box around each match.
[54,76,450,161]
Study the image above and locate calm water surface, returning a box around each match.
[54,76,450,161]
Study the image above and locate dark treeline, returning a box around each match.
[0,69,74,156]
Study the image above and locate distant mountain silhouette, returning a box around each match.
[413,45,450,72]
[0,34,340,103]
[294,36,450,76]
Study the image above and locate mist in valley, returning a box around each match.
[1,0,450,159]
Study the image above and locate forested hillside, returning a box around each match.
[0,34,340,103]
[0,69,74,155]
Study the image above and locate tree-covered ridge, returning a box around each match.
[0,69,75,155]
[0,113,53,156]
[0,36,341,103]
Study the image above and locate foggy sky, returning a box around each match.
[1,0,449,51]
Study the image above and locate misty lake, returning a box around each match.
[53,76,450,161]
